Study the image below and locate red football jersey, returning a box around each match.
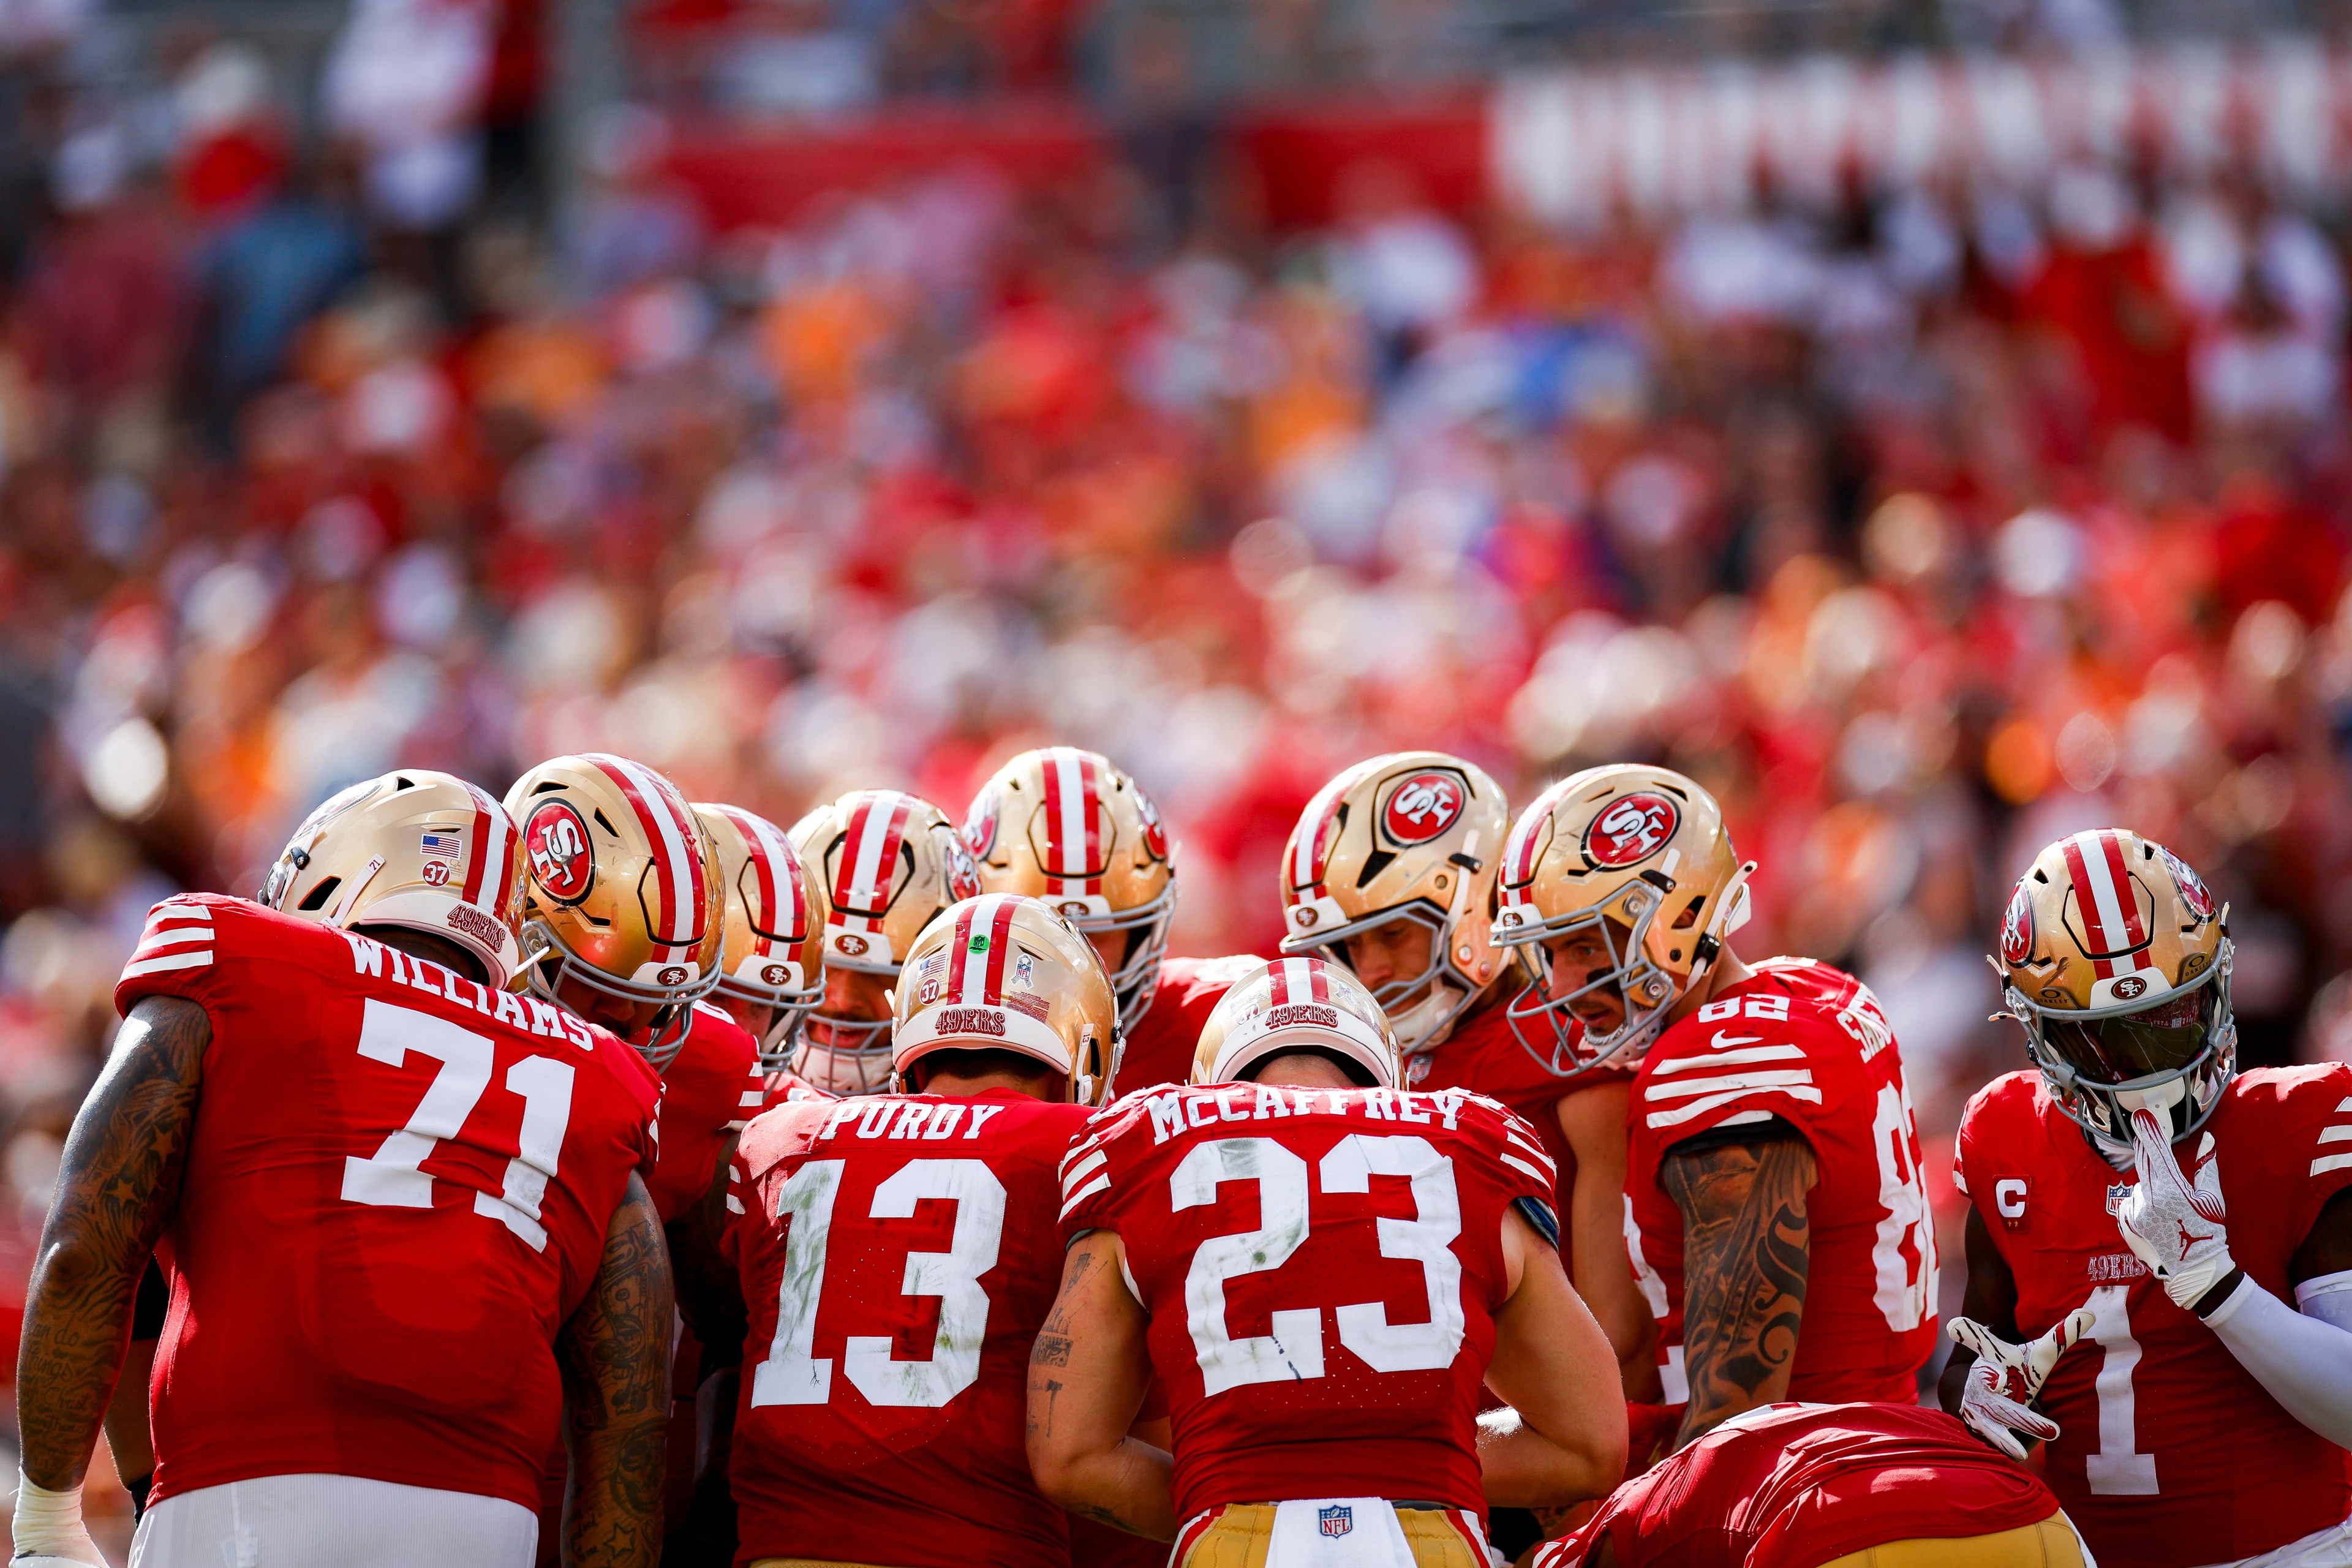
[1059,1082,1559,1521]
[113,895,660,1509]
[1626,959,1938,1405]
[1534,1401,2061,1568]
[1404,998,1623,1261]
[1955,1066,2352,1567]
[1114,955,1260,1096]
[760,1065,839,1112]
[644,1000,763,1225]
[725,1090,1093,1568]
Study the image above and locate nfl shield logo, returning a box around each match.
[1319,1505,1352,1539]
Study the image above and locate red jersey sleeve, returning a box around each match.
[644,1003,762,1225]
[115,893,243,1023]
[1055,1091,1154,1243]
[1635,970,1865,1152]
[1461,1093,1564,1244]
[2226,1063,2352,1291]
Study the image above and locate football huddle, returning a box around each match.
[10,745,2346,1568]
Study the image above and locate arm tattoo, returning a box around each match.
[1662,1132,1814,1450]
[558,1173,675,1568]
[18,995,207,1488]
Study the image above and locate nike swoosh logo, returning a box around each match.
[1710,1032,1763,1050]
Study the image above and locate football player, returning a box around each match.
[788,790,983,1096]
[504,756,760,1567]
[966,747,1260,1098]
[1532,1401,2089,1568]
[1945,829,2352,1568]
[14,771,669,1568]
[1278,752,1654,1392]
[694,802,829,1108]
[1030,956,1628,1562]
[725,894,1117,1566]
[1498,765,1939,1450]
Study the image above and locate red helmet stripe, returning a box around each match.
[947,897,978,999]
[1042,747,1099,894]
[1510,778,1572,884]
[458,787,492,908]
[835,792,915,930]
[589,754,706,952]
[1079,752,1104,895]
[718,806,780,957]
[459,782,513,918]
[1291,767,1363,894]
[1308,960,1330,1003]
[2100,831,2149,946]
[982,895,1018,1001]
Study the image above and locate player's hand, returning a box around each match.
[1948,1306,2095,1460]
[11,1473,109,1567]
[2115,1109,2237,1313]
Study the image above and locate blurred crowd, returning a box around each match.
[4,26,2352,1492]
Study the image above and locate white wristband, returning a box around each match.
[12,1469,100,1561]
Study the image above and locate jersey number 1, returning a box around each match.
[340,998,576,1252]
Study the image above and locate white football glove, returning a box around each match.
[1948,1306,2096,1460]
[2115,1108,2238,1313]
[11,1472,108,1566]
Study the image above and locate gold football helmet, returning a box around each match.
[891,894,1119,1104]
[1994,829,2234,1148]
[503,753,724,1069]
[1493,764,1754,1076]
[963,747,1176,1025]
[694,802,825,1069]
[789,789,983,1095]
[262,769,524,986]
[1277,751,1510,1052]
[1193,956,1401,1089]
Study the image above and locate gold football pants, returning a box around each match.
[1175,1502,1485,1568]
[1813,1513,2089,1568]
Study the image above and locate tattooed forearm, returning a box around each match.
[559,1172,675,1568]
[17,995,207,1488]
[1662,1130,1815,1450]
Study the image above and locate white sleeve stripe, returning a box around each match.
[1060,1137,1110,1177]
[133,927,214,953]
[1499,1152,1555,1188]
[1501,1134,1557,1177]
[2315,1153,2352,1177]
[725,1194,744,1214]
[726,1118,748,1132]
[1649,1045,1808,1074]
[1060,1147,1109,1194]
[738,1091,764,1108]
[143,901,211,924]
[1058,1172,1112,1221]
[121,950,213,979]
[1643,1069,1816,1102]
[1716,1109,1772,1128]
[2319,1126,2352,1145]
[1646,1085,1823,1129]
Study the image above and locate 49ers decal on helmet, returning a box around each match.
[1583,792,1679,868]
[960,786,999,861]
[1136,783,1169,861]
[1382,771,1465,846]
[2163,845,2216,922]
[2000,880,2035,966]
[525,800,595,903]
[946,834,982,901]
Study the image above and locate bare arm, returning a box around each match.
[18,995,206,1490]
[1478,1205,1630,1507]
[1937,1205,2022,1420]
[1660,1126,1815,1451]
[557,1171,675,1568]
[1555,1080,1657,1397]
[1025,1232,1174,1542]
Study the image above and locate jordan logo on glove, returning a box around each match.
[2116,1108,2239,1314]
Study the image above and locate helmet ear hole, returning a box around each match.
[299,876,342,912]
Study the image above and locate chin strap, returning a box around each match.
[2203,1268,2352,1450]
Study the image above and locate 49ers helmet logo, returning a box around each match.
[1383,772,1465,846]
[524,801,594,903]
[960,787,998,861]
[2000,881,2035,967]
[1137,785,1169,861]
[1584,793,1679,868]
[2163,846,2216,921]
